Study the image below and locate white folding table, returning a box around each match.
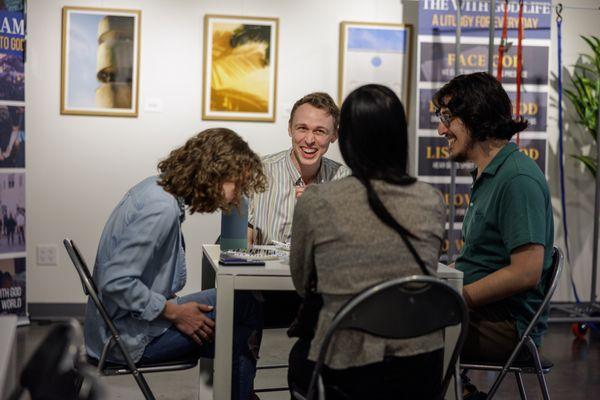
[202,244,463,399]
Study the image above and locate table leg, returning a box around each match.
[444,277,463,400]
[213,275,234,400]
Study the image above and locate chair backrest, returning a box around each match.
[14,320,105,400]
[519,245,564,341]
[306,275,469,400]
[65,239,97,296]
[63,238,121,339]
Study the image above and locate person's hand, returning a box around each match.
[447,262,455,269]
[295,185,306,199]
[162,301,215,345]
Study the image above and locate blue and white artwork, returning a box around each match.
[340,23,411,108]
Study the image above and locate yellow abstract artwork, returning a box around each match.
[203,16,278,121]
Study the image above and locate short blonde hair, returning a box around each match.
[289,92,339,130]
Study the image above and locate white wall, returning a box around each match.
[25,0,600,304]
[26,0,408,303]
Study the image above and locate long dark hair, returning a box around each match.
[338,85,429,274]
[339,84,415,185]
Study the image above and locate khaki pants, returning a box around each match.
[461,303,529,364]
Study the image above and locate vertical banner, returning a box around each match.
[416,0,552,261]
[0,0,26,320]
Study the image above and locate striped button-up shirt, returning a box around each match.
[249,149,350,245]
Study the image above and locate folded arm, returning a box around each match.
[462,243,544,308]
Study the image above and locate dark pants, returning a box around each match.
[140,289,262,400]
[288,338,444,400]
[462,304,528,364]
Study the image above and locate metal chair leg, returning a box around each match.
[74,374,84,395]
[514,371,527,400]
[526,338,550,400]
[131,370,156,400]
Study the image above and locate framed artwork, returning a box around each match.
[203,15,278,122]
[61,6,141,117]
[338,21,413,114]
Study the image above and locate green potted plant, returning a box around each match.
[564,35,599,177]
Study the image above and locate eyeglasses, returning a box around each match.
[435,109,454,127]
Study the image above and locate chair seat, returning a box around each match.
[87,355,198,375]
[461,355,553,372]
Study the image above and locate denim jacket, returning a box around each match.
[84,176,187,363]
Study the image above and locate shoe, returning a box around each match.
[250,392,260,400]
[463,383,487,400]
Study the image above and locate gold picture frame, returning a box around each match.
[61,6,141,117]
[202,15,279,122]
[338,21,413,115]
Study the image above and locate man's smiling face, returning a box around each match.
[436,106,474,163]
[288,103,337,172]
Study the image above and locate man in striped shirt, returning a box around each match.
[248,92,350,245]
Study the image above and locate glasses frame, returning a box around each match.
[435,108,455,127]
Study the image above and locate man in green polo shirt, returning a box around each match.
[433,72,554,398]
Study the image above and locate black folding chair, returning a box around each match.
[293,275,469,400]
[9,319,104,400]
[460,245,564,400]
[63,238,198,400]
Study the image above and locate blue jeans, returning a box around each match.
[141,289,262,400]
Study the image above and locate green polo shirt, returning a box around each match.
[456,142,554,345]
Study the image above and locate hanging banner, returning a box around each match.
[419,88,548,131]
[0,0,25,321]
[416,0,552,261]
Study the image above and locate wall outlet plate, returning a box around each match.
[37,244,58,266]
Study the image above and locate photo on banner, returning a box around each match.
[0,105,24,168]
[338,21,412,111]
[0,6,24,101]
[0,172,25,255]
[202,15,279,122]
[0,257,25,316]
[61,7,141,117]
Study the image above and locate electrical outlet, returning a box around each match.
[37,244,58,266]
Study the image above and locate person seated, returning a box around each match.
[84,128,267,400]
[248,91,350,246]
[247,92,350,327]
[287,84,447,399]
[433,72,554,399]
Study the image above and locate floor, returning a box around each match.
[15,321,600,399]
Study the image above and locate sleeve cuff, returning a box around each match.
[139,291,167,321]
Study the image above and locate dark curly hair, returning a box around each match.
[432,72,528,141]
[157,128,266,214]
[289,92,340,130]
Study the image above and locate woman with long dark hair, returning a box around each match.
[287,84,447,399]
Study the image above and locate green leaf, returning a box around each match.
[571,154,598,177]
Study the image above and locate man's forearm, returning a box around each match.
[463,263,538,308]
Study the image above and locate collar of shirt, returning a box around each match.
[285,148,327,185]
[176,196,186,223]
[470,142,519,182]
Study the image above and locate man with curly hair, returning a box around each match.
[433,73,554,399]
[84,128,266,400]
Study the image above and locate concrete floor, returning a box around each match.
[15,321,600,399]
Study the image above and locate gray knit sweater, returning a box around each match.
[290,176,446,369]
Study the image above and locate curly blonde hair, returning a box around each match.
[157,128,266,214]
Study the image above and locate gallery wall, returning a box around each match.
[25,0,600,306]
